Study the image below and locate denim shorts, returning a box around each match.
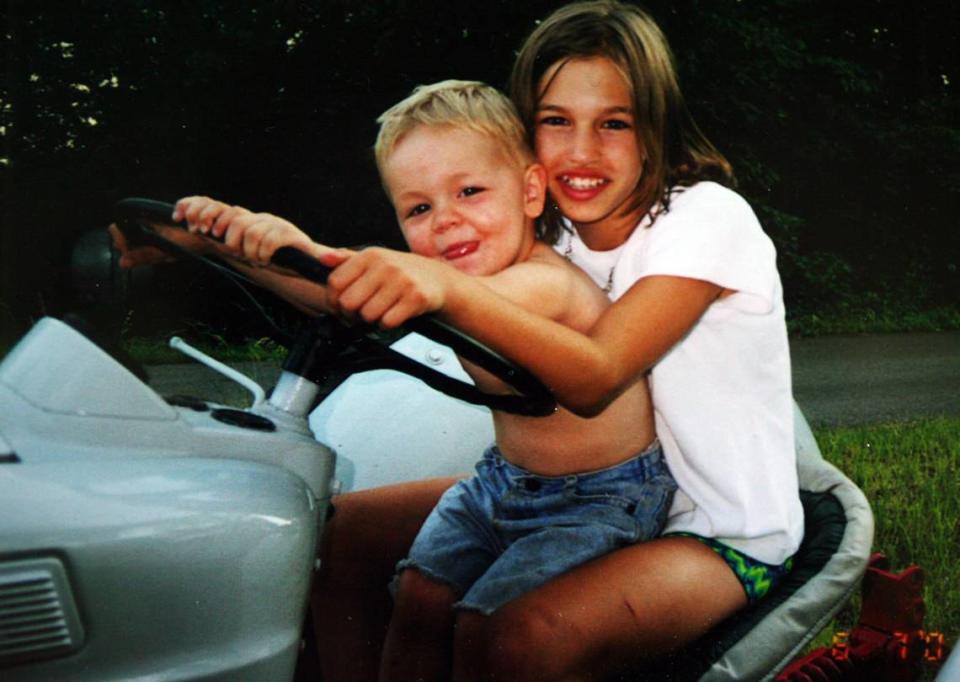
[396,441,676,615]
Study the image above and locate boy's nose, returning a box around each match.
[432,205,460,233]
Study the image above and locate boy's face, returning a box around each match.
[382,125,545,277]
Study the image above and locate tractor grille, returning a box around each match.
[0,558,83,666]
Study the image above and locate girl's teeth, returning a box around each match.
[563,176,606,190]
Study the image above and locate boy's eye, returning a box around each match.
[460,186,484,197]
[603,119,632,130]
[407,203,430,218]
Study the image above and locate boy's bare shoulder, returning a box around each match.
[527,243,609,298]
[482,242,609,328]
[525,241,570,267]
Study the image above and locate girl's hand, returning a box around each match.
[108,223,173,268]
[173,196,327,267]
[108,221,210,267]
[324,248,452,328]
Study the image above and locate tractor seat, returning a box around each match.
[643,404,875,681]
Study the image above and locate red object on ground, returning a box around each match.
[776,553,947,682]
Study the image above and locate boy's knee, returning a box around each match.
[393,568,458,623]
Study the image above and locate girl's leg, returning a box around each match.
[451,536,747,682]
[379,568,460,682]
[312,477,457,682]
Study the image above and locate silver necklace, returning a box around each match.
[561,228,616,294]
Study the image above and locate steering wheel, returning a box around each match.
[113,197,556,417]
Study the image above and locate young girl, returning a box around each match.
[312,1,804,679]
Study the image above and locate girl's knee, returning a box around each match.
[454,604,566,681]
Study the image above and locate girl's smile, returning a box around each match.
[557,172,610,200]
[535,56,646,249]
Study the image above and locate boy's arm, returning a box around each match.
[320,245,594,331]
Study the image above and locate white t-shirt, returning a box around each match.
[556,181,804,565]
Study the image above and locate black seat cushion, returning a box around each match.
[640,490,847,680]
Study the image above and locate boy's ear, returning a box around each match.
[523,163,548,219]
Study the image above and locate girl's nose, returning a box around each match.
[570,126,601,163]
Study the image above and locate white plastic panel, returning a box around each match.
[0,318,175,420]
[310,333,494,492]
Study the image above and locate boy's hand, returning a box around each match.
[324,248,452,328]
[174,196,328,267]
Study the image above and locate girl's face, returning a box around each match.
[534,56,645,247]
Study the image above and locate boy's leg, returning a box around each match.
[451,536,746,682]
[377,461,504,680]
[312,477,457,682]
[379,568,459,682]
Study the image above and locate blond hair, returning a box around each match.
[509,0,735,242]
[375,80,534,177]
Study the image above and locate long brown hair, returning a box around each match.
[509,0,735,243]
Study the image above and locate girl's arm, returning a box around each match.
[439,273,721,416]
[221,259,333,317]
[324,248,721,416]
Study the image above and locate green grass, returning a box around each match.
[122,335,286,365]
[0,332,286,365]
[788,304,960,337]
[805,416,960,675]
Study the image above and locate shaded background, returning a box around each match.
[2,0,958,342]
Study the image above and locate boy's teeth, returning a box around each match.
[563,176,606,190]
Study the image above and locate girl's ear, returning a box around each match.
[523,163,548,219]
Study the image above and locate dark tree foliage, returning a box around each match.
[2,0,958,340]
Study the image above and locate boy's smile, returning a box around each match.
[381,124,545,277]
[442,241,480,260]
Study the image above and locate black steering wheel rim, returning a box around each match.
[113,197,556,417]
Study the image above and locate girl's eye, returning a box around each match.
[460,186,485,198]
[407,203,430,218]
[538,115,568,127]
[603,119,631,130]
